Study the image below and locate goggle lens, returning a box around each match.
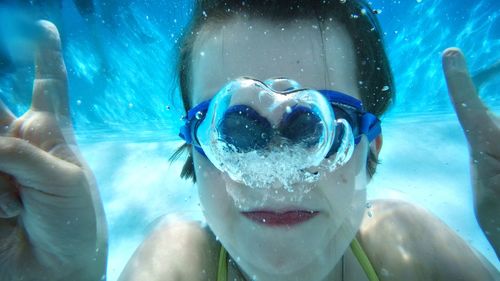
[219,105,273,153]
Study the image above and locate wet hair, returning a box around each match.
[170,0,394,182]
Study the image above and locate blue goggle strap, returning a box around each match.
[179,99,210,147]
[318,90,381,144]
[179,99,209,157]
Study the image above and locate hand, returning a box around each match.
[0,21,107,280]
[442,48,500,257]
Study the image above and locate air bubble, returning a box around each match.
[200,79,353,192]
[195,111,204,120]
[382,85,390,91]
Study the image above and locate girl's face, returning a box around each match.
[190,17,370,279]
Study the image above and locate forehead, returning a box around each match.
[190,17,360,105]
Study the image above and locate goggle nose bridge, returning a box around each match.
[263,77,303,93]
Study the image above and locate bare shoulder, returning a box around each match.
[357,199,499,281]
[118,215,220,281]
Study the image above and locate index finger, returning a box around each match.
[442,48,497,147]
[31,20,70,119]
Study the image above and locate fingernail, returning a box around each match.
[443,49,467,72]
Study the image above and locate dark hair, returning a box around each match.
[170,0,394,182]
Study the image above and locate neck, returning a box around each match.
[232,255,345,281]
[230,235,352,281]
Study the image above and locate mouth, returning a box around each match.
[241,210,319,227]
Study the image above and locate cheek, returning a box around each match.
[318,168,358,224]
[193,153,239,233]
[194,154,226,212]
[318,140,369,223]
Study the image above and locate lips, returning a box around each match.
[241,210,319,227]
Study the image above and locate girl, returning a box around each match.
[0,1,498,280]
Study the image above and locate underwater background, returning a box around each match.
[0,0,499,280]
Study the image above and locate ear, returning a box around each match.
[366,134,383,181]
[369,134,383,158]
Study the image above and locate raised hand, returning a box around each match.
[442,48,500,258]
[0,21,107,280]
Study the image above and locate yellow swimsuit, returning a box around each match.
[217,238,380,281]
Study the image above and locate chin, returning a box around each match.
[224,215,330,272]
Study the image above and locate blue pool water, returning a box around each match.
[0,0,499,280]
[80,113,500,280]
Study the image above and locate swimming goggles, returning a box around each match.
[179,77,381,189]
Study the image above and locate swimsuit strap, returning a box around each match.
[217,238,380,281]
[217,242,228,281]
[350,238,381,281]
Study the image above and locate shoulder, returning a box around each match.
[357,199,498,281]
[118,215,220,281]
